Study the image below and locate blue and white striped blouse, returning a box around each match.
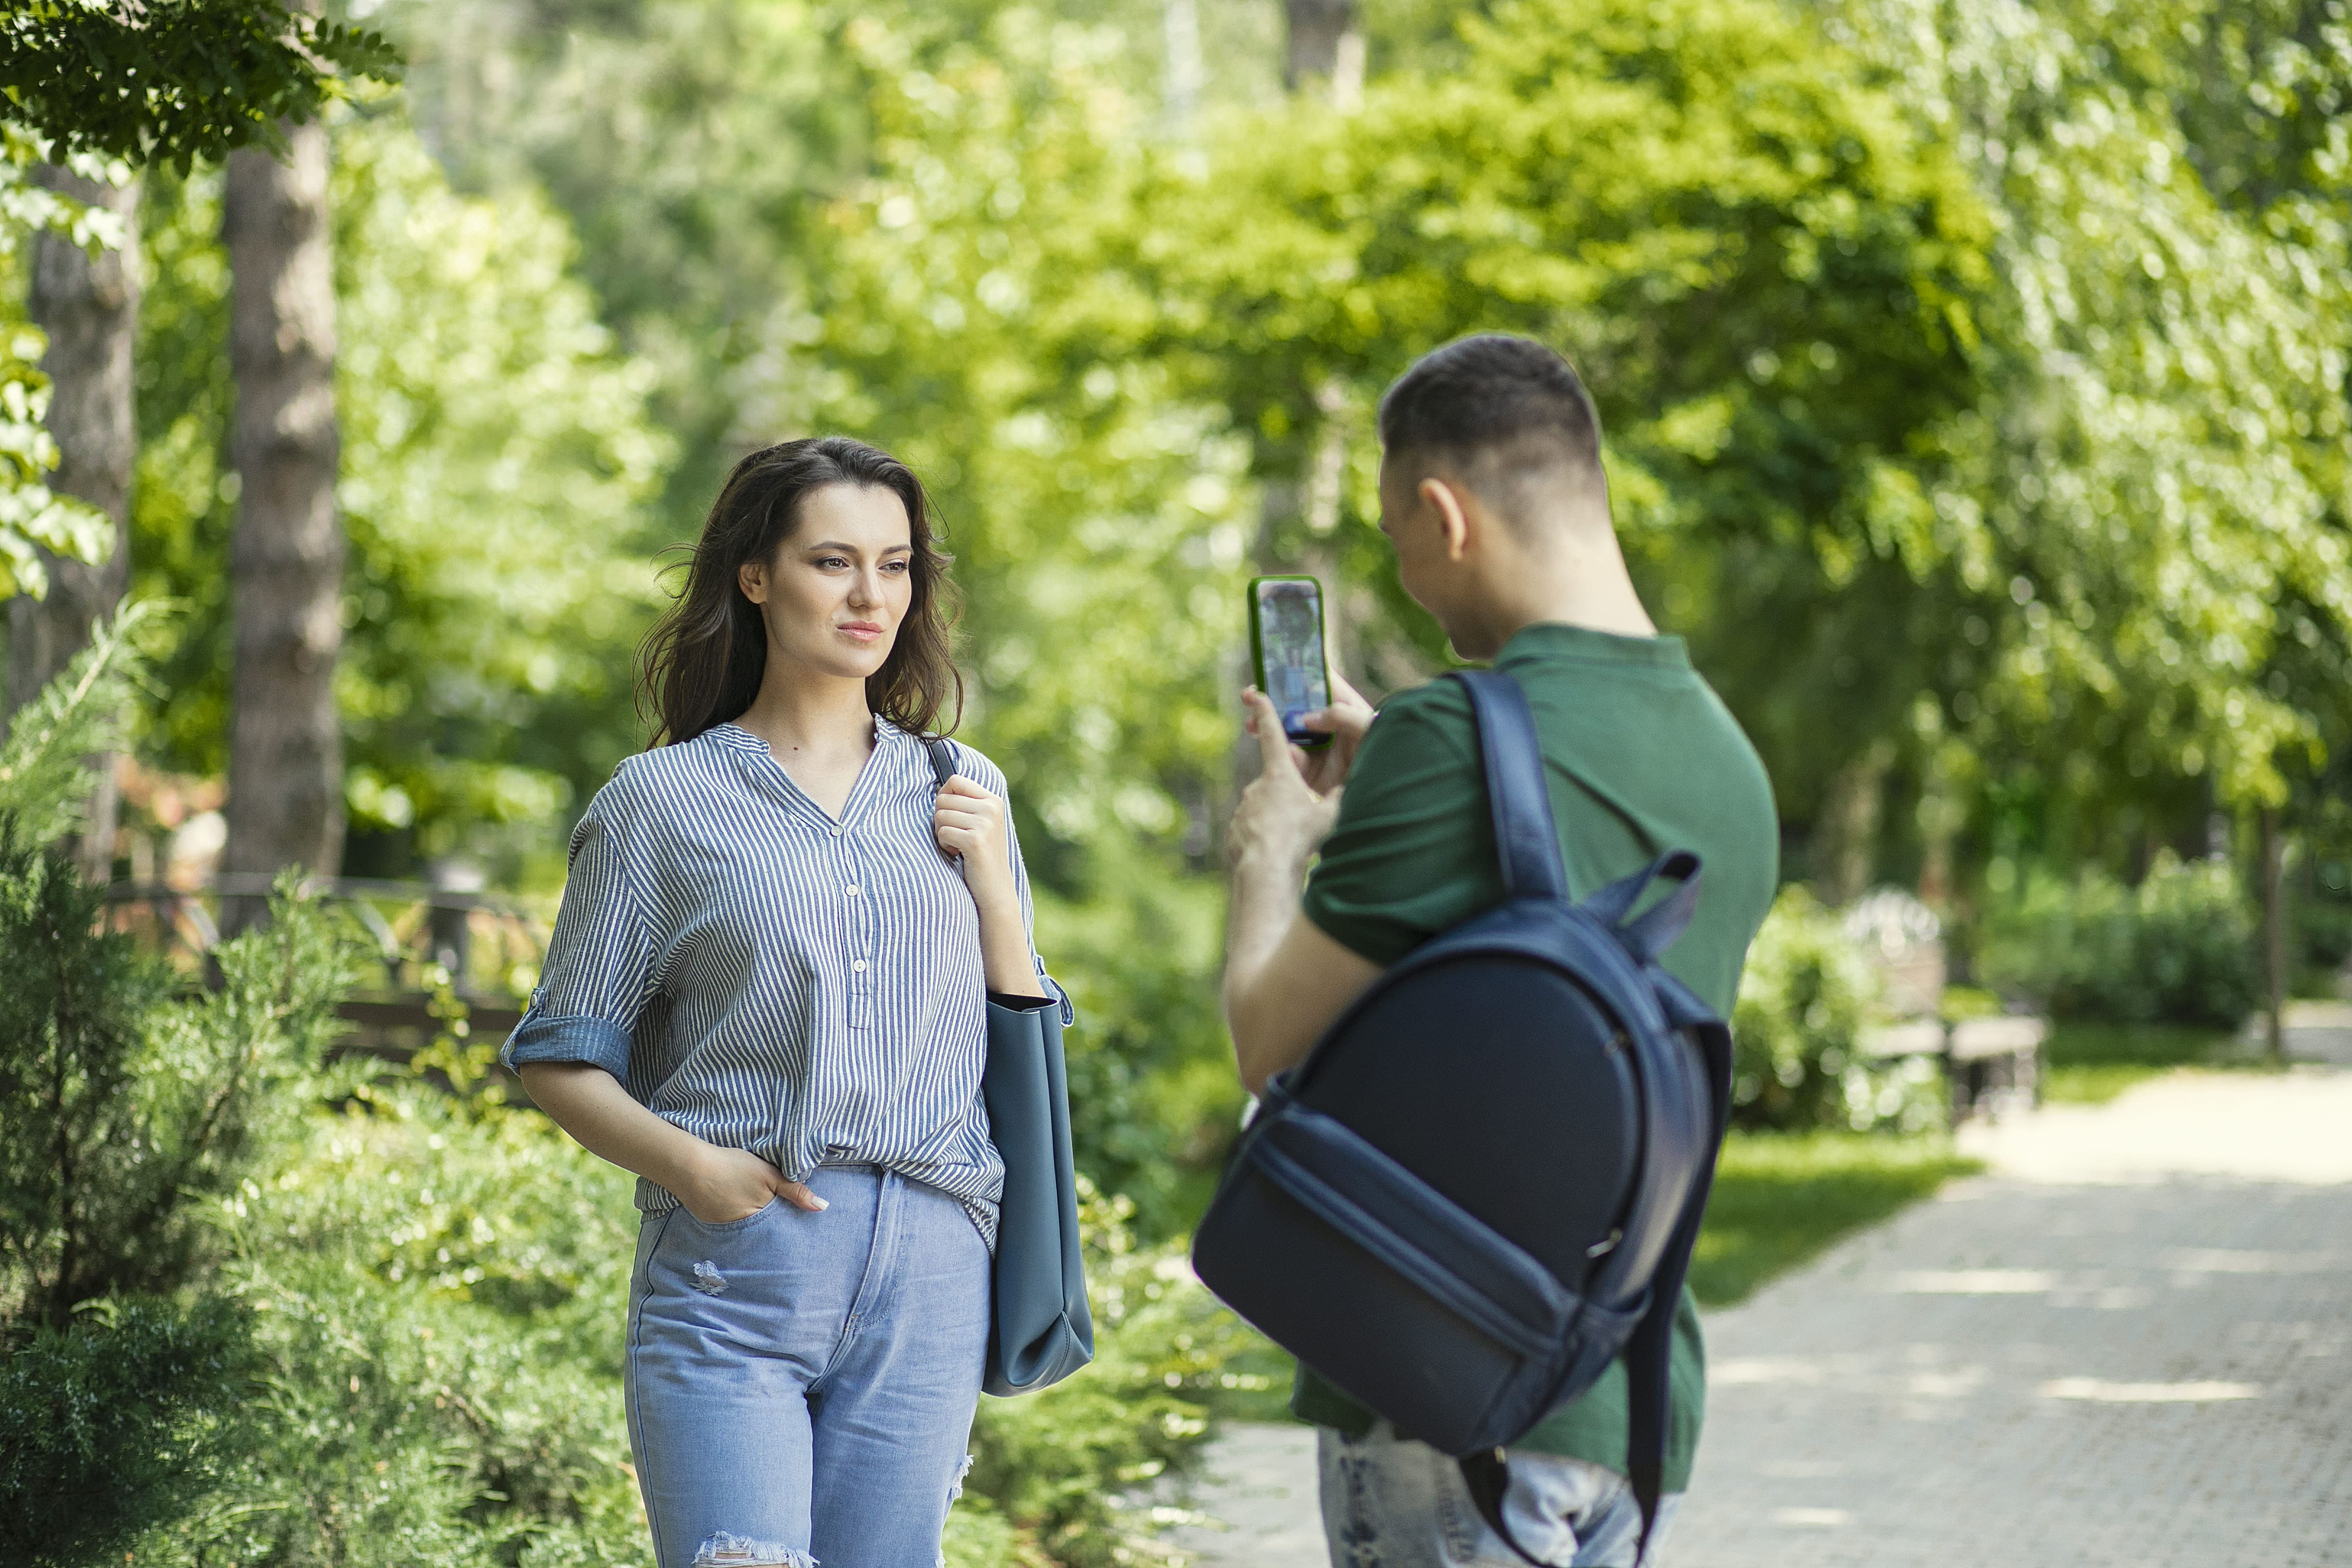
[499,718,1056,1246]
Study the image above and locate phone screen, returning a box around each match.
[1254,577,1331,746]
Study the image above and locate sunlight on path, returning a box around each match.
[1957,1064,2352,1184]
[1672,1064,2352,1568]
[1163,1422,1322,1568]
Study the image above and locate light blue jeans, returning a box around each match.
[626,1165,991,1568]
[1319,1422,1683,1568]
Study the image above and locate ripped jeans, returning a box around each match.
[626,1165,991,1568]
[1319,1422,1683,1568]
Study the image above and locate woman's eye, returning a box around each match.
[882,560,909,574]
[816,556,850,569]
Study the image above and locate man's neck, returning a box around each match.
[1478,534,1657,649]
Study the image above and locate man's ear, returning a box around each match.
[1420,476,1473,562]
[737,558,768,605]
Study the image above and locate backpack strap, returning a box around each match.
[1623,975,1733,1555]
[1448,671,1569,904]
[1457,970,1730,1568]
[1580,850,1705,967]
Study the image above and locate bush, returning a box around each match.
[0,1295,256,1567]
[0,829,361,1329]
[92,1077,1247,1568]
[1730,888,1943,1132]
[1980,853,2259,1028]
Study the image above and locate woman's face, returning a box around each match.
[737,483,916,682]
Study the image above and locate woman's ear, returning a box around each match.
[737,557,768,605]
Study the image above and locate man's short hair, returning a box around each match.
[1377,334,1605,526]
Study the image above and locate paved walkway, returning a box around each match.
[1170,1055,2352,1568]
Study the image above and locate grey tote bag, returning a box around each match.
[926,739,1096,1397]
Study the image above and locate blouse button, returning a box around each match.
[852,959,867,973]
[846,884,860,896]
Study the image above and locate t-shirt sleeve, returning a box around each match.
[499,774,660,1079]
[1300,688,1501,969]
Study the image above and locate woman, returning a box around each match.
[503,436,1056,1568]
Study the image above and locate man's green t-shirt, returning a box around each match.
[1292,621,1779,1492]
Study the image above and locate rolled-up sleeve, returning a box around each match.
[502,782,659,1078]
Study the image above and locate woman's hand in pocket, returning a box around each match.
[678,1144,827,1225]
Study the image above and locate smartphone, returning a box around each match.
[1248,574,1333,749]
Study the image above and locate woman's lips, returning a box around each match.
[839,621,884,642]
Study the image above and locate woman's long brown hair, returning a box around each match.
[637,436,963,746]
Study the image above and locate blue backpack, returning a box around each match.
[1191,670,1734,1559]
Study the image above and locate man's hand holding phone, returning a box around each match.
[1233,672,1374,878]
[1245,674,1375,796]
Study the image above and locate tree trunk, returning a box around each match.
[1285,0,1364,104]
[7,168,141,883]
[1816,739,1895,905]
[2259,808,2286,1061]
[224,118,344,917]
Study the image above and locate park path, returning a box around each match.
[1168,1021,2352,1568]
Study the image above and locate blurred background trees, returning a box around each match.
[1,0,2348,1560]
[4,0,2345,1294]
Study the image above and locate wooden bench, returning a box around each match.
[1859,1015,2046,1125]
[105,874,546,1100]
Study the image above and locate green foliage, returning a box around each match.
[326,106,670,863]
[1038,876,1241,1238]
[1980,854,2261,1028]
[1729,887,1944,1131]
[151,1086,650,1568]
[132,102,669,872]
[83,1081,1248,1568]
[0,126,121,599]
[0,1294,258,1567]
[966,1183,1239,1568]
[1826,0,2352,857]
[0,844,361,1328]
[0,599,153,845]
[0,822,168,1327]
[0,0,401,172]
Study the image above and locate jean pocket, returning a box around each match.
[682,1194,783,1235]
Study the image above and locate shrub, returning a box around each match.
[1731,888,1943,1132]
[1980,853,2259,1028]
[0,1295,256,1567]
[0,831,360,1329]
[104,1079,1245,1568]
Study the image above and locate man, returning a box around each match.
[1223,333,1779,1568]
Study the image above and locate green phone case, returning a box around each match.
[1247,573,1333,750]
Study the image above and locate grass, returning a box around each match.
[2039,1022,2248,1105]
[1688,1129,1982,1306]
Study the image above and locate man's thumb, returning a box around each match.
[1245,690,1303,780]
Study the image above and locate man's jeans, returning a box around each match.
[1319,1422,1683,1568]
[625,1166,990,1568]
